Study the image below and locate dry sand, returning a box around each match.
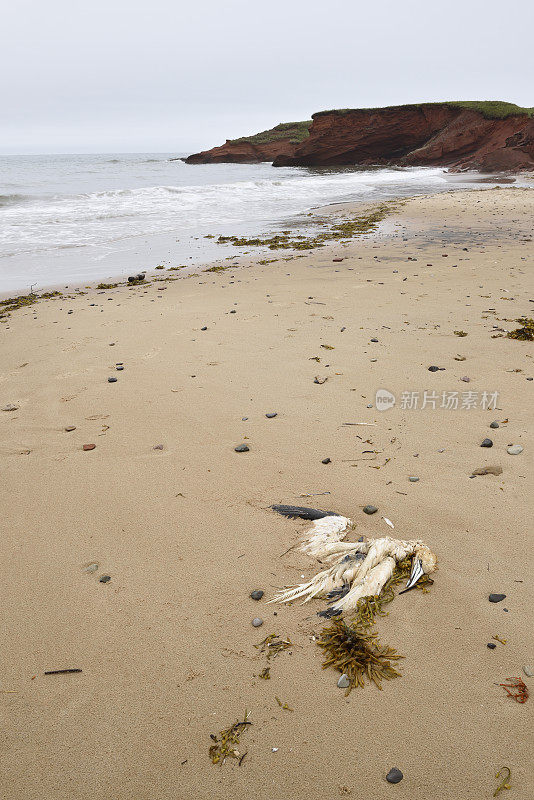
[1,187,533,800]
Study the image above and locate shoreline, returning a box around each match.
[1,187,533,800]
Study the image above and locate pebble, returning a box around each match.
[64,426,76,432]
[490,421,500,429]
[235,444,249,452]
[321,457,331,464]
[265,412,277,418]
[108,377,117,383]
[481,438,493,448]
[428,365,440,372]
[252,617,263,627]
[153,444,164,450]
[472,465,502,476]
[507,445,523,455]
[363,505,378,515]
[201,326,207,331]
[489,593,506,603]
[250,590,264,601]
[408,476,419,482]
[460,376,471,382]
[337,674,350,688]
[386,768,404,784]
[523,665,533,678]
[487,642,497,649]
[82,444,96,451]
[1,404,18,411]
[370,338,379,343]
[116,365,124,371]
[99,575,111,583]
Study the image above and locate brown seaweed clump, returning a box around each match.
[507,317,534,341]
[209,710,251,765]
[318,618,404,694]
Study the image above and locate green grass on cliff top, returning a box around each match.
[229,120,312,145]
[313,101,534,119]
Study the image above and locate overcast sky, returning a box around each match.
[2,0,533,154]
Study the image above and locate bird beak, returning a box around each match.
[399,557,424,594]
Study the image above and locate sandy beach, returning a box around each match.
[1,187,532,799]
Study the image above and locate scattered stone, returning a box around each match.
[82,444,96,451]
[481,438,493,448]
[108,377,117,383]
[460,376,471,382]
[99,575,111,583]
[487,643,497,649]
[201,326,207,331]
[523,665,533,678]
[489,421,500,429]
[252,617,263,627]
[370,338,379,343]
[489,594,506,603]
[235,444,249,452]
[363,505,378,515]
[1,404,18,411]
[471,465,503,476]
[265,412,277,418]
[116,365,124,371]
[321,457,331,464]
[428,365,440,372]
[337,674,350,688]
[314,376,327,384]
[64,426,76,432]
[507,445,523,455]
[153,444,164,450]
[386,768,404,784]
[408,476,419,482]
[250,590,264,601]
[333,257,344,262]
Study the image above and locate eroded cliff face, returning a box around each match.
[273,105,534,171]
[183,137,297,164]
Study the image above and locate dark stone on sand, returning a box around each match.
[201,326,207,330]
[265,412,277,418]
[271,505,339,521]
[363,505,378,515]
[487,642,497,649]
[82,444,96,451]
[108,377,117,383]
[234,444,249,452]
[489,593,506,603]
[250,590,264,601]
[99,575,111,583]
[370,338,378,342]
[116,366,124,371]
[490,421,500,429]
[230,309,236,313]
[481,438,493,448]
[322,457,331,464]
[428,365,440,372]
[153,444,164,450]
[65,426,76,432]
[386,768,403,784]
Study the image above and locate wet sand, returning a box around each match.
[1,187,533,800]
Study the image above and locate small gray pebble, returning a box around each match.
[108,377,117,383]
[252,617,263,627]
[1,404,19,411]
[487,642,497,649]
[523,665,533,677]
[366,403,373,408]
[370,338,379,343]
[153,444,164,450]
[489,593,506,603]
[242,417,248,421]
[321,457,331,464]
[481,438,493,448]
[250,590,264,601]
[265,412,277,418]
[363,505,378,515]
[490,421,500,429]
[460,376,470,382]
[386,768,403,784]
[428,365,440,372]
[507,445,523,455]
[408,476,419,482]
[337,674,350,688]
[235,444,249,452]
[116,365,124,371]
[99,575,111,583]
[201,326,207,331]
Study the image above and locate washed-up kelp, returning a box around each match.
[318,618,404,694]
[499,677,529,703]
[254,633,292,660]
[317,560,433,694]
[209,710,251,765]
[507,317,534,341]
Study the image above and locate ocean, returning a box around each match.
[0,153,509,293]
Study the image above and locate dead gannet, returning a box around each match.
[270,505,437,615]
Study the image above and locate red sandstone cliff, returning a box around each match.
[273,105,534,172]
[184,104,534,172]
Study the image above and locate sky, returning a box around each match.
[1,0,533,154]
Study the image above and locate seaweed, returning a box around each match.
[0,291,62,319]
[507,317,534,341]
[96,283,119,289]
[317,618,404,694]
[499,677,529,703]
[493,766,512,797]
[254,633,292,660]
[209,710,251,765]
